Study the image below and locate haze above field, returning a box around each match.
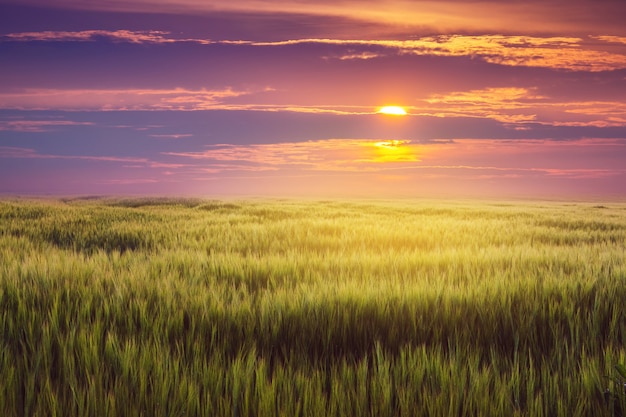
[1,0,625,198]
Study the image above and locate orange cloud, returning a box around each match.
[2,85,624,129]
[421,87,540,123]
[416,87,626,127]
[5,30,625,71]
[404,35,626,72]
[246,35,626,71]
[592,36,626,45]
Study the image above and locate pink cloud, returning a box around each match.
[415,88,626,128]
[0,119,94,132]
[399,165,623,180]
[4,138,623,197]
[0,146,186,168]
[165,139,421,173]
[415,139,626,178]
[148,134,194,139]
[162,137,626,186]
[0,88,251,111]
[95,178,160,185]
[2,84,624,129]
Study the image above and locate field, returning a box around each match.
[1,197,625,416]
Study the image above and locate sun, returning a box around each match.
[377,106,407,116]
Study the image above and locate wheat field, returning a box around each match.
[1,197,625,416]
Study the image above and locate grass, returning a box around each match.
[1,197,625,416]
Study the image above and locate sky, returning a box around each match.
[1,0,626,199]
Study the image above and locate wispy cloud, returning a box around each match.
[0,119,93,132]
[245,36,626,71]
[0,86,378,113]
[159,137,626,186]
[0,87,252,111]
[148,133,194,139]
[95,178,159,185]
[198,104,373,115]
[372,138,626,184]
[165,139,421,173]
[402,165,622,180]
[415,87,626,127]
[421,87,541,124]
[2,85,624,129]
[405,35,626,72]
[330,51,381,61]
[0,146,144,163]
[2,30,186,43]
[592,36,626,45]
[4,31,626,71]
[552,102,626,127]
[0,146,187,169]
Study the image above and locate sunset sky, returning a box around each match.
[1,0,626,198]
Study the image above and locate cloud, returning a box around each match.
[156,137,626,188]
[3,137,624,196]
[2,85,623,131]
[411,35,625,72]
[148,133,194,139]
[0,146,145,163]
[0,87,252,111]
[541,168,620,179]
[331,51,381,61]
[0,86,378,113]
[198,104,373,115]
[197,165,280,174]
[5,30,626,71]
[0,146,187,169]
[415,87,626,128]
[2,30,185,43]
[0,119,93,132]
[592,36,626,45]
[165,139,421,173]
[552,102,626,127]
[404,165,622,180]
[95,178,159,185]
[248,36,626,72]
[421,87,541,124]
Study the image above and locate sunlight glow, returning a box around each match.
[377,106,407,115]
[372,140,418,162]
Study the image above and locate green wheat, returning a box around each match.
[0,197,625,416]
